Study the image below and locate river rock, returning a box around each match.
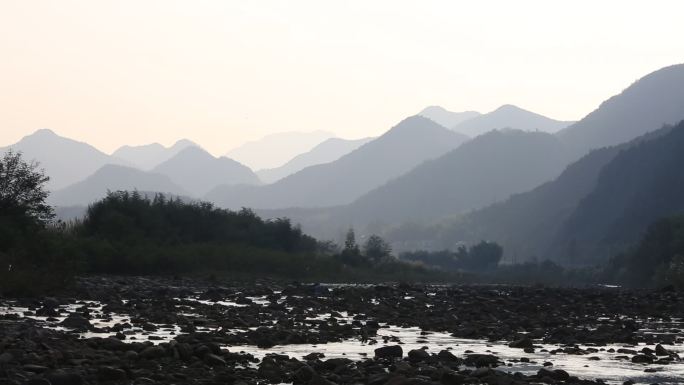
[374,345,403,359]
[508,336,533,349]
[464,354,499,368]
[408,348,430,362]
[655,344,670,356]
[59,313,92,331]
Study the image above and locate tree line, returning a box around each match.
[3,150,680,295]
[0,151,457,295]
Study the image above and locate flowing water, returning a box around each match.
[2,297,683,385]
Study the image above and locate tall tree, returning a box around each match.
[0,150,54,224]
[364,234,392,264]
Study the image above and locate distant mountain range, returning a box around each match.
[257,137,374,183]
[1,130,259,204]
[418,106,481,128]
[431,121,683,265]
[373,64,684,261]
[341,129,570,224]
[152,146,260,197]
[112,139,198,170]
[418,105,573,137]
[0,129,129,190]
[206,116,469,209]
[49,165,188,207]
[452,105,574,136]
[226,130,335,171]
[7,62,684,265]
[257,64,684,252]
[556,63,684,157]
[551,121,684,263]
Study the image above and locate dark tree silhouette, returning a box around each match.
[462,241,503,271]
[0,150,54,224]
[343,228,360,255]
[338,228,366,266]
[364,234,392,264]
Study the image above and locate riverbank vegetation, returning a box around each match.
[1,151,683,295]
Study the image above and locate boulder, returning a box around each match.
[655,344,670,356]
[464,354,499,368]
[60,313,92,331]
[631,355,653,364]
[374,345,403,359]
[508,337,533,349]
[408,348,430,363]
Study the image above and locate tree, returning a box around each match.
[337,228,365,266]
[343,228,360,255]
[458,241,502,271]
[0,150,54,224]
[364,234,392,264]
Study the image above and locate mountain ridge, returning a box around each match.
[206,116,469,209]
[153,146,260,197]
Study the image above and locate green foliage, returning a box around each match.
[605,215,684,288]
[0,150,54,224]
[463,241,503,271]
[80,191,318,253]
[363,234,392,264]
[338,228,365,266]
[0,227,81,296]
[0,151,70,295]
[400,241,502,272]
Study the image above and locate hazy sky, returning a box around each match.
[1,1,683,155]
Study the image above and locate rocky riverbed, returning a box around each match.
[1,276,683,384]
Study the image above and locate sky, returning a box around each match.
[1,0,683,156]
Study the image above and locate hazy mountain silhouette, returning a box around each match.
[551,121,684,264]
[153,146,260,197]
[451,105,573,136]
[0,129,129,190]
[206,116,469,209]
[418,106,481,128]
[258,65,684,246]
[226,130,335,170]
[424,123,678,264]
[256,137,374,183]
[557,64,684,156]
[112,139,198,170]
[49,164,187,206]
[259,130,570,241]
[344,129,570,223]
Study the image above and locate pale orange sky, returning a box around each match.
[1,0,683,155]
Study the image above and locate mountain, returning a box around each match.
[418,106,481,128]
[226,131,335,170]
[423,123,678,265]
[0,129,129,190]
[153,146,260,197]
[557,63,684,156]
[206,116,469,209]
[112,139,198,170]
[49,164,187,206]
[551,120,684,264]
[264,65,684,247]
[451,104,573,137]
[343,129,570,224]
[256,137,374,183]
[260,130,570,242]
